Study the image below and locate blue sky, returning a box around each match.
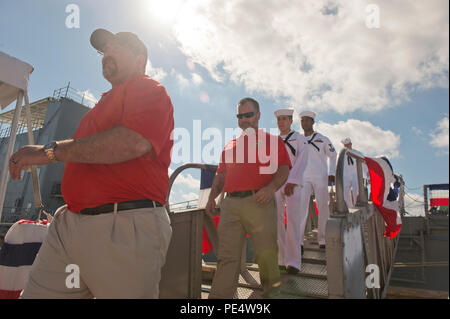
[0,0,448,215]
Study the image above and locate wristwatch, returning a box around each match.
[43,141,58,163]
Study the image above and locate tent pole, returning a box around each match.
[24,91,43,221]
[0,90,24,222]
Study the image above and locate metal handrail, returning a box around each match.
[334,148,349,215]
[328,148,402,298]
[166,163,262,296]
[52,83,98,108]
[335,148,369,213]
[165,163,218,213]
[170,199,199,211]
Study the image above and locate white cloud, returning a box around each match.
[77,89,98,108]
[146,59,167,81]
[168,168,200,189]
[167,168,200,205]
[169,190,199,206]
[429,117,449,152]
[186,58,196,71]
[173,0,449,114]
[314,119,401,158]
[411,126,424,136]
[171,70,203,88]
[182,192,199,201]
[191,72,203,86]
[172,69,190,87]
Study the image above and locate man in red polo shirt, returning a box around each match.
[205,98,291,298]
[8,29,174,298]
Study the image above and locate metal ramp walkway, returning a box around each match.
[162,149,401,299]
[201,233,329,299]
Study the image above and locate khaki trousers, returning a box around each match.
[21,204,172,299]
[209,195,280,298]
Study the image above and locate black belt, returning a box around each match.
[79,199,162,215]
[228,190,259,198]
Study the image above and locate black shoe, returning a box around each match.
[286,266,300,275]
[319,245,326,249]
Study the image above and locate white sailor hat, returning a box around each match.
[299,110,316,119]
[274,108,294,117]
[341,137,352,145]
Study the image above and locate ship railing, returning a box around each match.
[165,163,218,213]
[0,206,41,224]
[327,148,401,298]
[169,199,199,212]
[164,163,259,298]
[158,163,218,298]
[52,82,98,108]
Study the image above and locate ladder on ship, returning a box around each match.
[162,149,400,299]
[201,231,329,299]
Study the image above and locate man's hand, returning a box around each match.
[284,183,297,197]
[328,175,335,184]
[9,145,51,180]
[254,185,276,205]
[204,172,224,217]
[205,198,216,217]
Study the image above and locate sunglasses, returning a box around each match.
[236,112,255,119]
[96,39,138,57]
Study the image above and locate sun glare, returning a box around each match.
[173,2,211,51]
[146,0,210,52]
[146,0,184,24]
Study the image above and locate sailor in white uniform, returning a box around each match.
[298,111,337,249]
[341,137,358,208]
[341,137,369,208]
[274,108,308,274]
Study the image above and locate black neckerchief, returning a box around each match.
[347,154,354,165]
[307,132,320,152]
[283,131,296,156]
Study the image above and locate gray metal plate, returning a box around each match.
[298,263,328,279]
[235,286,315,299]
[280,275,329,298]
[302,250,327,264]
[202,281,328,300]
[238,269,261,288]
[235,286,262,299]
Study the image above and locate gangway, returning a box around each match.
[160,149,401,299]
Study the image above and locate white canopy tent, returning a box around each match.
[0,51,42,222]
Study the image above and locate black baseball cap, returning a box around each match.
[90,28,147,60]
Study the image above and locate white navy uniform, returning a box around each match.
[298,131,337,246]
[342,147,369,208]
[275,130,308,270]
[343,151,358,208]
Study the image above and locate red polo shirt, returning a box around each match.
[61,74,174,212]
[217,129,292,193]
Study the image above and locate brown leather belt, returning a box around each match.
[227,190,259,198]
[79,199,162,215]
